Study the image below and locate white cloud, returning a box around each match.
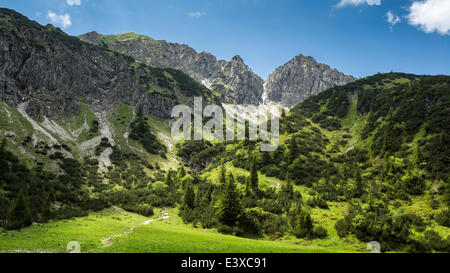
[386,11,401,27]
[67,0,81,6]
[47,11,72,28]
[407,0,450,35]
[188,11,206,18]
[336,0,381,8]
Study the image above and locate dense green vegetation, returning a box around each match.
[0,41,449,255]
[169,73,450,252]
[129,106,166,155]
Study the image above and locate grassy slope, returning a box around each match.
[0,209,147,253]
[0,208,360,253]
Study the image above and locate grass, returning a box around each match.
[0,208,363,253]
[103,220,351,253]
[65,101,100,142]
[0,208,147,253]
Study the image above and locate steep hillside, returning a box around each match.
[172,72,450,252]
[0,8,215,230]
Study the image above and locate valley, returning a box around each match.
[0,8,449,254]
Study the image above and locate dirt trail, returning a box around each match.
[100,208,169,248]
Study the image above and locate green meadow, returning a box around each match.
[0,208,364,253]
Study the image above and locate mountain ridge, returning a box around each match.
[79,31,356,107]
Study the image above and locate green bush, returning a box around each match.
[435,209,450,227]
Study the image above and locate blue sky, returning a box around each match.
[1,0,449,79]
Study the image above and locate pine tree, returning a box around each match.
[353,166,364,198]
[40,190,54,222]
[219,163,227,191]
[288,137,298,164]
[6,190,32,230]
[177,166,186,182]
[244,176,251,196]
[281,108,286,120]
[281,175,294,198]
[165,171,176,191]
[217,174,241,226]
[290,203,313,238]
[261,150,271,165]
[182,181,196,210]
[445,178,450,210]
[250,157,259,193]
[48,187,56,203]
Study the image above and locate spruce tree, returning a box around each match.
[250,157,259,193]
[353,166,364,198]
[177,166,186,182]
[165,171,176,191]
[288,137,298,164]
[182,181,196,210]
[281,108,286,120]
[445,179,450,210]
[244,176,251,196]
[217,174,241,226]
[40,191,53,222]
[219,163,227,191]
[290,203,313,238]
[281,175,294,198]
[6,191,32,230]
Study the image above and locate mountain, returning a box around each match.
[0,9,218,123]
[1,8,449,253]
[79,32,264,105]
[79,32,355,108]
[0,7,218,182]
[264,54,356,108]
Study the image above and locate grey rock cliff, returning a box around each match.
[0,10,213,121]
[80,32,264,105]
[264,54,356,108]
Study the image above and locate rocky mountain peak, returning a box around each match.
[265,54,356,108]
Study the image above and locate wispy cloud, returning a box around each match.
[67,0,81,6]
[188,11,206,18]
[47,11,72,28]
[407,0,450,35]
[386,10,401,30]
[336,0,381,8]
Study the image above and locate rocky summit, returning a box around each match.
[264,54,356,108]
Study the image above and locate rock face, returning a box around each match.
[80,32,265,105]
[264,54,356,108]
[0,9,214,121]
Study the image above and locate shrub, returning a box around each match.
[435,209,450,227]
[136,204,154,217]
[313,226,329,239]
[429,199,440,210]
